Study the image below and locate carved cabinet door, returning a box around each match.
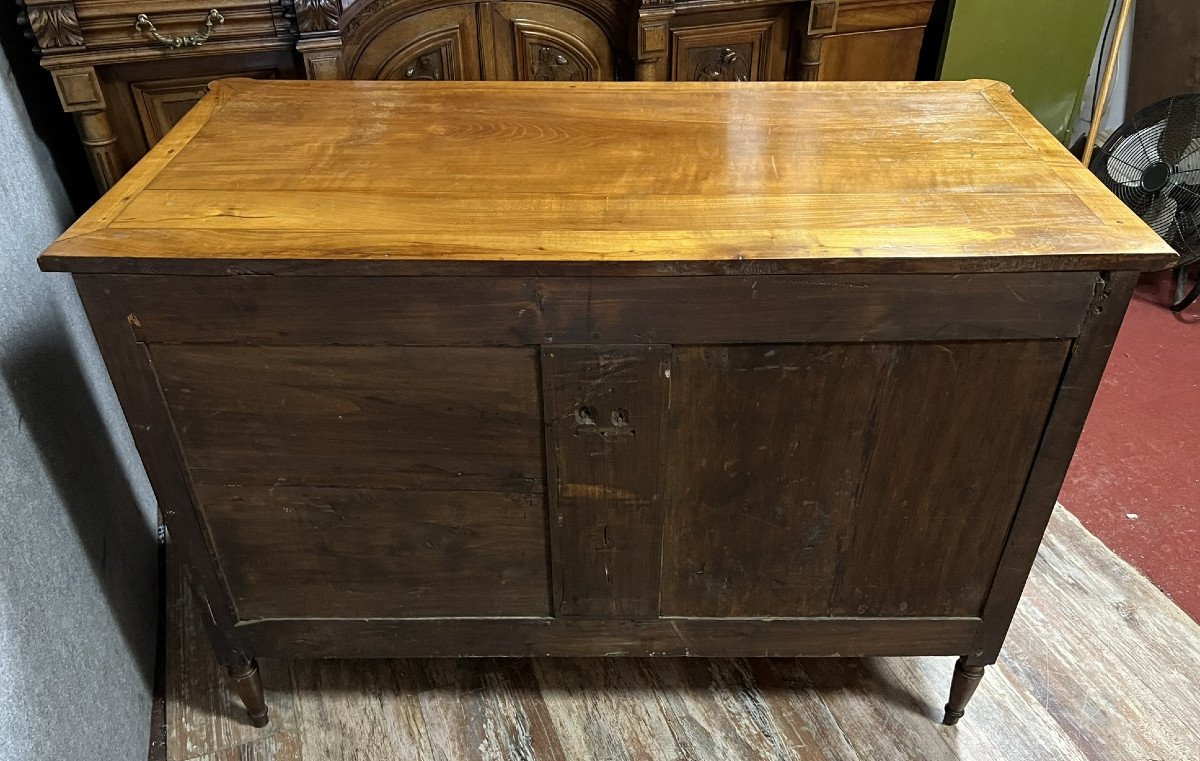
[484,2,615,81]
[345,4,483,81]
[669,8,790,82]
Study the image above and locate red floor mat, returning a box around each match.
[1059,271,1199,621]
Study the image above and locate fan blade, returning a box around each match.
[1175,137,1200,185]
[1127,121,1164,166]
[1106,154,1141,185]
[1159,96,1200,165]
[1105,123,1163,184]
[1142,194,1179,238]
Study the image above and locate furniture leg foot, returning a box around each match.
[229,659,269,728]
[942,656,986,725]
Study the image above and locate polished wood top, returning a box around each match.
[40,79,1175,275]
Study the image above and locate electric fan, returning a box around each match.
[1090,93,1200,311]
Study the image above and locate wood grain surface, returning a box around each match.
[542,346,670,618]
[150,344,544,492]
[661,340,1068,618]
[40,80,1176,276]
[166,506,1200,761]
[89,273,1101,345]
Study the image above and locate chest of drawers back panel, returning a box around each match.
[42,80,1176,727]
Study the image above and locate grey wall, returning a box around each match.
[0,47,159,761]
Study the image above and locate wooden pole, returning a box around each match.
[1082,0,1136,166]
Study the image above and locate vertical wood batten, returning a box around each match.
[970,271,1139,664]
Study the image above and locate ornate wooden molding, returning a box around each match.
[23,1,84,50]
[294,0,340,33]
[341,0,401,38]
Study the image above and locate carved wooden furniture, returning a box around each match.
[39,79,1174,729]
[19,0,935,190]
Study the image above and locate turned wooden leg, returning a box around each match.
[229,659,269,728]
[942,657,986,725]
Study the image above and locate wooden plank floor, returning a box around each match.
[167,507,1200,761]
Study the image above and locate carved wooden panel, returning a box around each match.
[487,2,614,81]
[687,43,752,81]
[379,29,461,80]
[345,5,481,80]
[670,10,790,82]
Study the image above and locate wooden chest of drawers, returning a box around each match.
[20,0,935,191]
[39,79,1175,729]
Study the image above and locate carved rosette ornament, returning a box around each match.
[23,1,84,50]
[532,45,584,82]
[403,51,444,81]
[294,0,340,33]
[694,47,748,82]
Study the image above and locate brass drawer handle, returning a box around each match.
[135,9,224,48]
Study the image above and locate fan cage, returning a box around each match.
[1090,93,1200,266]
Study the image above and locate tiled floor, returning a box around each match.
[1061,270,1200,620]
[166,507,1200,761]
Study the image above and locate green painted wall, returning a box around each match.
[940,0,1112,142]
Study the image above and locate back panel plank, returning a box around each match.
[239,616,980,658]
[542,346,670,618]
[197,484,551,620]
[97,273,1098,345]
[662,340,1070,618]
[150,345,544,493]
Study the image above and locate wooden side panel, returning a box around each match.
[661,340,1070,618]
[149,345,544,492]
[819,27,928,81]
[971,272,1138,663]
[542,346,669,618]
[196,485,551,619]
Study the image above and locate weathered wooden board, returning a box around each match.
[90,273,1100,345]
[541,345,670,618]
[196,485,551,620]
[661,340,1070,617]
[150,344,545,493]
